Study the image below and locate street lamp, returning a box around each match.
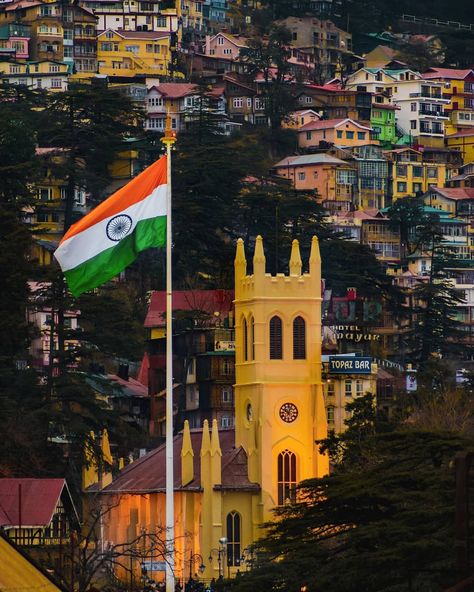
[187,553,205,581]
[208,537,228,578]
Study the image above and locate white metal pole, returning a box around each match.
[165,142,175,592]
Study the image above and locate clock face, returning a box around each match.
[246,403,253,421]
[279,402,298,423]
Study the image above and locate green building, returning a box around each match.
[371,104,398,148]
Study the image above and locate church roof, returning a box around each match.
[97,428,259,494]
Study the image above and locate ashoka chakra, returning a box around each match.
[106,214,133,242]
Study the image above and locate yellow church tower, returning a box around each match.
[233,235,328,530]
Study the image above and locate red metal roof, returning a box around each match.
[97,429,257,493]
[299,118,372,132]
[0,479,65,528]
[431,187,474,200]
[422,67,474,80]
[148,83,197,99]
[144,290,234,328]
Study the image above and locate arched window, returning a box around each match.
[242,317,248,361]
[269,316,283,359]
[277,449,297,505]
[293,316,306,360]
[226,511,241,567]
[249,315,255,361]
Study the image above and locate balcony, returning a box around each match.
[409,92,444,100]
[419,108,448,118]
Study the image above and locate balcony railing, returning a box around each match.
[419,108,447,117]
[409,92,443,99]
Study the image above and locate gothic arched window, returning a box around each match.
[293,316,306,360]
[249,315,255,361]
[242,317,248,361]
[277,449,297,505]
[269,315,283,359]
[226,511,241,567]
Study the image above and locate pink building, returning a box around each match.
[204,31,248,60]
[0,23,30,59]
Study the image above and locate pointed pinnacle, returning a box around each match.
[289,239,302,276]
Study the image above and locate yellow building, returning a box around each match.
[386,147,454,201]
[423,68,474,135]
[97,29,171,78]
[446,129,474,165]
[0,59,68,90]
[87,236,328,586]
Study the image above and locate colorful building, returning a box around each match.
[385,147,453,202]
[88,237,328,586]
[422,68,474,135]
[272,153,357,212]
[297,117,377,150]
[446,128,474,165]
[0,59,68,89]
[203,31,248,60]
[0,22,30,59]
[370,103,398,147]
[97,29,171,78]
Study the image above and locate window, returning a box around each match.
[293,316,306,360]
[327,405,334,423]
[269,316,283,359]
[305,96,312,104]
[222,386,233,403]
[226,512,241,567]
[233,98,243,108]
[396,164,407,177]
[413,182,422,194]
[249,316,254,361]
[38,187,52,202]
[326,380,335,397]
[336,130,343,139]
[411,102,417,111]
[412,166,423,178]
[345,379,352,397]
[217,35,224,45]
[410,120,417,130]
[242,317,248,361]
[125,45,139,54]
[255,98,265,110]
[247,97,252,108]
[298,172,306,181]
[221,358,234,376]
[427,167,437,179]
[157,16,167,27]
[221,416,231,428]
[223,48,232,55]
[306,131,312,140]
[63,46,73,58]
[357,132,366,140]
[346,131,354,139]
[49,64,60,73]
[51,79,62,89]
[9,65,20,74]
[105,30,114,39]
[278,450,297,505]
[356,379,363,395]
[397,182,407,193]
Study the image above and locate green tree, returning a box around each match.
[233,430,470,592]
[240,25,300,132]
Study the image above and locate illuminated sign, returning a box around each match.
[330,325,381,342]
[215,340,235,351]
[329,356,373,374]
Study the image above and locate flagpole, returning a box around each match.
[161,116,176,592]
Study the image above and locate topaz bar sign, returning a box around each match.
[329,357,372,374]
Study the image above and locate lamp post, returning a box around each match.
[187,553,205,581]
[208,537,228,579]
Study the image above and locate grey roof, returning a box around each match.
[273,154,347,168]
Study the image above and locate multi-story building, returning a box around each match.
[445,162,474,189]
[422,67,474,135]
[272,153,357,212]
[97,29,171,78]
[370,103,398,147]
[145,81,226,133]
[179,0,206,35]
[295,83,372,123]
[445,128,474,165]
[385,147,453,202]
[0,0,98,76]
[278,16,353,81]
[223,72,258,124]
[297,117,376,151]
[0,23,30,59]
[0,59,68,90]
[360,210,400,264]
[202,0,229,32]
[203,31,248,60]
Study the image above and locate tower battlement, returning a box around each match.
[234,235,321,300]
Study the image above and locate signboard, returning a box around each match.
[406,373,417,392]
[215,340,235,351]
[329,356,372,374]
[141,561,166,572]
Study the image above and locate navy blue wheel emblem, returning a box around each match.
[106,214,133,241]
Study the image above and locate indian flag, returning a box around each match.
[54,156,167,297]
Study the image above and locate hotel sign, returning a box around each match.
[329,356,373,374]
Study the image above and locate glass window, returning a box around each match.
[306,131,312,140]
[222,386,233,403]
[346,131,354,139]
[412,166,423,178]
[356,379,363,395]
[336,130,343,139]
[327,405,334,423]
[397,182,407,193]
[269,316,283,359]
[326,381,335,396]
[293,316,306,359]
[226,512,241,567]
[345,379,352,396]
[357,132,366,140]
[277,449,297,505]
[298,172,306,181]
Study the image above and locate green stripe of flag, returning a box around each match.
[64,215,166,297]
